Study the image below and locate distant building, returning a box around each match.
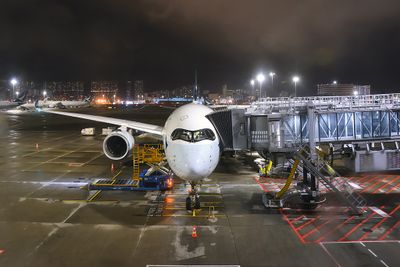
[45,81,85,99]
[317,84,370,96]
[125,81,133,100]
[91,81,118,99]
[134,80,144,100]
[170,86,192,98]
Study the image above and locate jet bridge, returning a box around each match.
[207,93,400,172]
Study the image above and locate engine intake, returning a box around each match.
[103,130,134,160]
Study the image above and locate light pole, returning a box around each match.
[10,78,18,99]
[269,72,276,91]
[292,76,300,97]
[256,73,265,99]
[43,90,47,99]
[250,79,255,96]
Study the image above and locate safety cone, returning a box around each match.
[191,226,197,238]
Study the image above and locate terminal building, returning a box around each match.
[317,83,370,96]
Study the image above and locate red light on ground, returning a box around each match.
[0,249,5,255]
[165,197,174,204]
[167,178,173,188]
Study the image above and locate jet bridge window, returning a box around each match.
[171,128,216,142]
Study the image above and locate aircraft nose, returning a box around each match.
[167,143,219,180]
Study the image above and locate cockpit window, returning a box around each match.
[171,128,215,142]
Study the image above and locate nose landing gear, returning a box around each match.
[186,182,201,210]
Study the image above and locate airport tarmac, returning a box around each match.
[0,107,399,267]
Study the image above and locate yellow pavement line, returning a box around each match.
[161,214,226,218]
[88,190,102,202]
[62,200,118,204]
[164,206,224,210]
[86,170,123,202]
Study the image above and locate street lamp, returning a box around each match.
[292,76,300,97]
[269,72,276,90]
[10,78,18,98]
[333,80,337,85]
[256,73,265,99]
[16,91,19,98]
[43,90,47,98]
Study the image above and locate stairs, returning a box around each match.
[294,146,367,214]
[132,144,143,181]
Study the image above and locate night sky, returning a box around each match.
[1,0,400,95]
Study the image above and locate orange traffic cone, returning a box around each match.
[191,226,197,238]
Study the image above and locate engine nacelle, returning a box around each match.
[103,130,135,160]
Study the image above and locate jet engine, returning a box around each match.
[103,130,134,160]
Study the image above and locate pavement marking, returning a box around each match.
[360,242,366,247]
[380,260,389,267]
[83,152,104,165]
[319,242,341,267]
[368,248,378,257]
[348,182,362,189]
[369,206,390,218]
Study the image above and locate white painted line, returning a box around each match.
[348,182,362,189]
[369,206,390,217]
[319,243,341,267]
[380,260,389,267]
[368,249,378,257]
[360,242,366,247]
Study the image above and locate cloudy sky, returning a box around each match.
[1,0,400,94]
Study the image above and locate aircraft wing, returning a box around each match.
[45,110,164,136]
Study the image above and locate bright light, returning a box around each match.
[10,78,18,86]
[250,79,255,86]
[333,80,337,85]
[292,76,300,83]
[354,91,358,96]
[16,91,19,97]
[43,90,47,96]
[256,73,265,83]
[269,72,276,78]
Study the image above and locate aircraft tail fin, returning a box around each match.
[193,70,198,101]
[13,90,27,103]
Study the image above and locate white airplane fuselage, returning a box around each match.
[162,102,220,182]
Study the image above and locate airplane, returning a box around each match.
[21,97,91,110]
[0,91,27,110]
[42,100,220,210]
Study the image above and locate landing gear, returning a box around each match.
[185,182,201,210]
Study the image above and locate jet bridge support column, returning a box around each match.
[307,102,317,161]
[303,166,308,186]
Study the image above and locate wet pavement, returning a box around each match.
[0,107,399,267]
